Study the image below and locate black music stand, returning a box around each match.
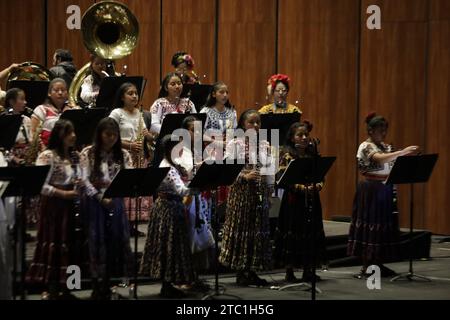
[188,161,244,300]
[182,84,212,110]
[277,156,336,300]
[0,165,50,300]
[260,113,301,145]
[151,113,207,168]
[0,114,23,151]
[7,80,50,110]
[96,76,146,111]
[103,167,170,299]
[61,108,108,149]
[387,154,438,282]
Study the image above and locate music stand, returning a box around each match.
[7,80,50,110]
[0,114,23,151]
[182,84,212,110]
[277,156,336,300]
[61,108,108,148]
[151,113,207,168]
[260,113,301,145]
[387,154,438,282]
[0,165,50,300]
[188,160,244,300]
[103,167,170,299]
[96,76,146,111]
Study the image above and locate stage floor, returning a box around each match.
[23,221,450,300]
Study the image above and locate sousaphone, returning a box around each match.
[68,1,139,106]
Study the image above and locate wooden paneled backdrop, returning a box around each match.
[1,0,449,234]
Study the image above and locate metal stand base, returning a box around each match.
[279,282,322,294]
[391,272,431,282]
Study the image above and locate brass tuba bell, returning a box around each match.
[68,1,139,106]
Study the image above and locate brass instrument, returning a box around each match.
[134,112,145,168]
[23,119,43,165]
[6,62,53,88]
[68,1,140,106]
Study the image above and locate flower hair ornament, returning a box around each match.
[267,74,290,96]
[365,111,377,124]
[175,54,195,70]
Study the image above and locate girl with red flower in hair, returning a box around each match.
[171,51,200,85]
[259,74,302,114]
[347,113,419,279]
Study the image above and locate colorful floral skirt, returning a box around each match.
[26,195,89,285]
[139,196,194,284]
[219,180,272,271]
[347,180,400,262]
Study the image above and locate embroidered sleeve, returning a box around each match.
[79,147,98,197]
[150,99,163,133]
[123,149,133,169]
[36,150,55,196]
[80,76,98,105]
[166,166,190,196]
[357,142,381,172]
[32,105,46,122]
[187,99,197,113]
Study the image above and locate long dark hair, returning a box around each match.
[203,81,233,109]
[113,82,138,109]
[48,119,75,158]
[5,88,25,110]
[237,109,259,130]
[284,120,318,157]
[91,117,124,178]
[158,72,186,98]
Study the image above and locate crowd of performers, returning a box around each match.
[0,51,419,300]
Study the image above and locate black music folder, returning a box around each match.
[96,76,146,110]
[61,108,108,147]
[260,113,301,145]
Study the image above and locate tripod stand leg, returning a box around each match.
[391,272,431,282]
[278,282,322,293]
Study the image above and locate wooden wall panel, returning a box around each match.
[424,1,450,235]
[47,0,94,71]
[278,0,359,220]
[217,0,276,115]
[359,0,428,229]
[114,0,161,109]
[0,0,45,88]
[161,0,216,98]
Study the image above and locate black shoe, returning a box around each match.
[236,271,251,286]
[160,284,186,299]
[285,270,301,283]
[248,271,269,287]
[379,265,397,277]
[189,280,211,293]
[353,269,368,280]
